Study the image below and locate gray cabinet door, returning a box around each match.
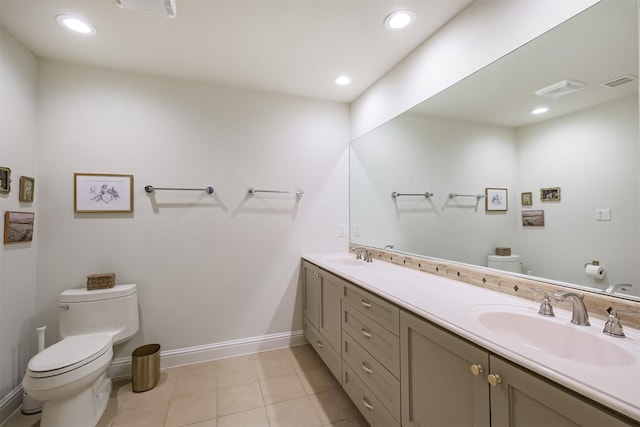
[302,262,321,329]
[489,356,634,427]
[401,310,490,427]
[319,272,343,353]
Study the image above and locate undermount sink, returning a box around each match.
[466,305,636,367]
[322,254,367,267]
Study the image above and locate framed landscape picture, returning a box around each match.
[74,173,134,213]
[4,211,34,244]
[522,210,545,227]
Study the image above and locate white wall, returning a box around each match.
[0,28,39,405]
[34,60,350,360]
[516,96,639,291]
[350,0,599,139]
[350,113,518,266]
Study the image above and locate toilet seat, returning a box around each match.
[27,333,111,378]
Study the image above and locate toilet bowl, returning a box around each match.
[22,284,139,427]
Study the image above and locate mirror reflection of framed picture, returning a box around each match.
[540,187,561,201]
[0,167,11,194]
[521,192,532,206]
[522,210,545,227]
[485,188,508,211]
[19,176,35,202]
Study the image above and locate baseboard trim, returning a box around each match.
[108,329,306,379]
[0,385,23,426]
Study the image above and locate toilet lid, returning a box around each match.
[28,333,111,378]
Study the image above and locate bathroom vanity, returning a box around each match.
[301,253,640,426]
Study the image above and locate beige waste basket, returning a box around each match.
[132,344,161,392]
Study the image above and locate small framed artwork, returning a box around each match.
[522,210,545,227]
[540,187,561,201]
[4,211,34,244]
[485,188,508,211]
[0,167,11,194]
[521,192,532,206]
[74,173,134,213]
[19,176,35,202]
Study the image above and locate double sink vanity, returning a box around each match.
[301,251,639,426]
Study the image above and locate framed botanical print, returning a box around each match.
[19,176,35,202]
[74,173,134,213]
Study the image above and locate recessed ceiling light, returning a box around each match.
[531,107,549,115]
[56,15,96,35]
[384,10,415,30]
[335,75,351,86]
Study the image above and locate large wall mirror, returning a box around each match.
[350,0,640,302]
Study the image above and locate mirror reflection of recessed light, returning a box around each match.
[384,10,415,30]
[335,75,351,86]
[56,14,96,35]
[531,107,549,115]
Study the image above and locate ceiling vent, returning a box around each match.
[534,79,586,99]
[599,74,637,89]
[116,0,176,18]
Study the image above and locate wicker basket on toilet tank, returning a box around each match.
[86,273,115,290]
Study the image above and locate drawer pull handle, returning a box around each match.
[487,374,502,387]
[362,397,375,411]
[316,340,324,349]
[470,364,484,376]
[361,363,373,375]
[361,328,373,339]
[360,299,373,309]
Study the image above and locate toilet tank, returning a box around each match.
[59,284,139,345]
[488,255,522,274]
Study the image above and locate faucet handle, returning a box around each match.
[603,307,640,338]
[530,288,554,317]
[351,247,363,260]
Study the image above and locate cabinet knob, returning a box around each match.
[469,364,484,376]
[487,374,502,386]
[316,340,324,349]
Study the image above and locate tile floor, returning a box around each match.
[5,345,369,427]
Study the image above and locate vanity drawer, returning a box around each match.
[343,362,400,427]
[342,302,400,378]
[343,331,401,421]
[343,282,399,336]
[304,318,341,384]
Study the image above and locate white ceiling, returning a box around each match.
[411,0,638,128]
[0,0,473,103]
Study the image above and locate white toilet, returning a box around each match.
[22,284,139,427]
[487,254,522,274]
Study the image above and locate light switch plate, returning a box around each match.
[595,208,611,221]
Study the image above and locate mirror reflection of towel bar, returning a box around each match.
[248,187,304,197]
[449,193,484,199]
[391,191,433,198]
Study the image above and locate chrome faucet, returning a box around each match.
[553,291,590,326]
[603,307,639,338]
[363,250,373,262]
[530,288,554,317]
[351,247,363,260]
[604,283,633,295]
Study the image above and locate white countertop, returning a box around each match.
[302,252,640,422]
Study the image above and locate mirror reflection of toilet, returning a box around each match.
[22,284,139,427]
[488,254,522,274]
